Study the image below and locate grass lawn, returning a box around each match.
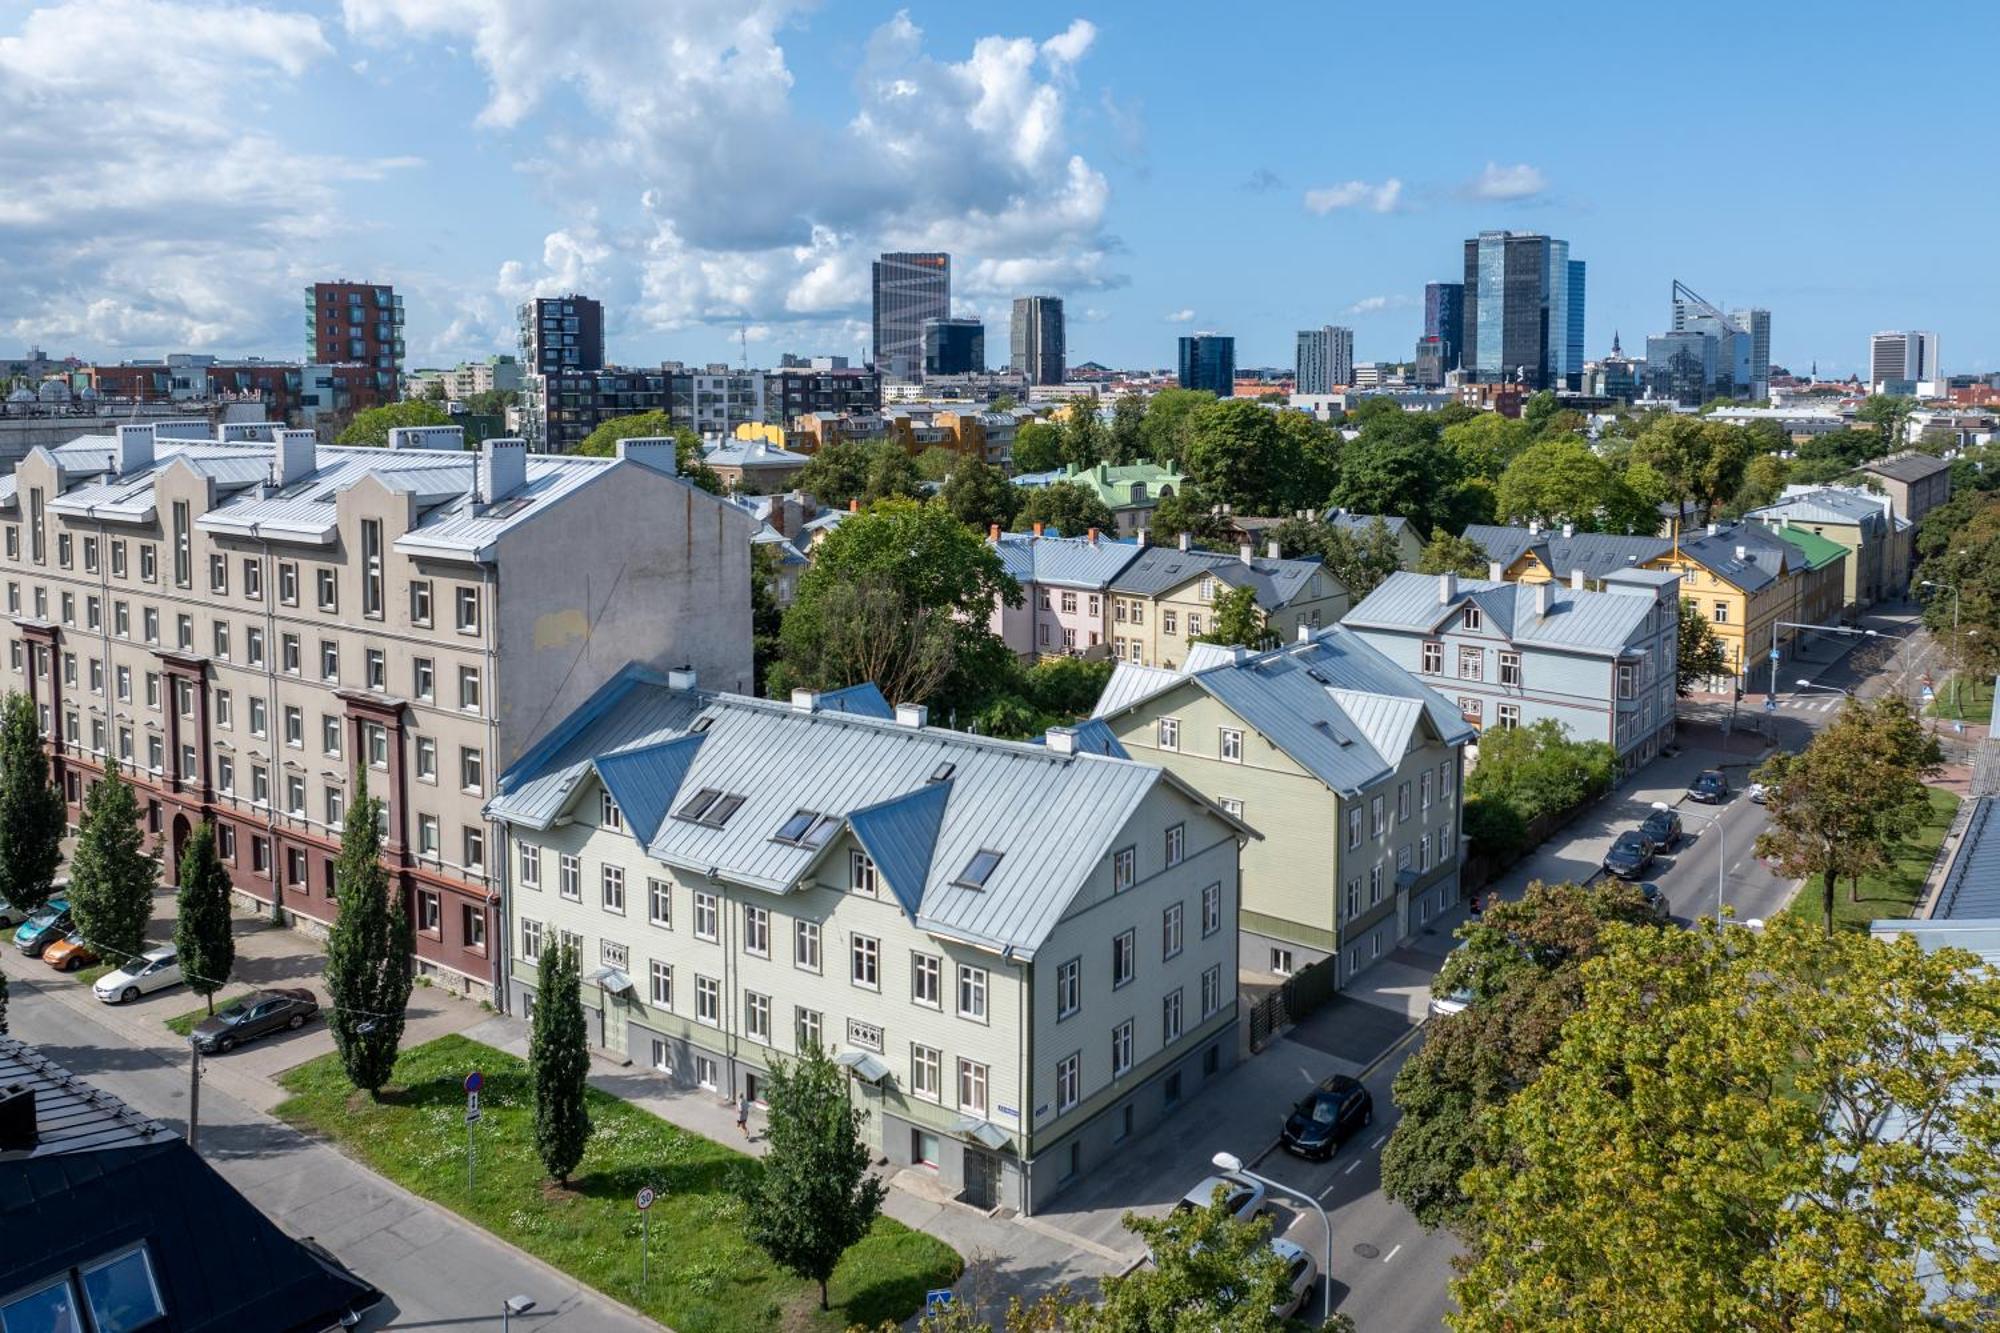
[1925,675,1994,725]
[74,961,117,987]
[275,1034,961,1332]
[162,988,254,1035]
[1785,786,1961,933]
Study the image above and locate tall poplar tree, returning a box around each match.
[67,768,156,966]
[529,935,592,1185]
[173,822,235,1015]
[0,692,65,916]
[322,779,413,1096]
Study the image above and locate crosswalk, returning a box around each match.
[1772,696,1844,713]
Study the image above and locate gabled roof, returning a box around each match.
[1344,572,1663,656]
[1746,487,1891,530]
[1094,625,1474,796]
[1110,544,1326,609]
[847,781,952,921]
[1937,796,2000,920]
[1861,451,1952,483]
[592,736,706,843]
[1668,523,1797,593]
[1460,524,1673,581]
[989,531,1144,589]
[1770,523,1847,571]
[1325,510,1419,541]
[1461,524,1539,569]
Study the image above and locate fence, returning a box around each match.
[1246,951,1343,1051]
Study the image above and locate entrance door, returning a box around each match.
[602,993,629,1059]
[962,1148,999,1209]
[169,815,192,887]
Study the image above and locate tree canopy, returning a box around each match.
[1181,399,1336,516]
[323,779,413,1097]
[940,458,1023,532]
[336,400,451,447]
[1016,481,1116,537]
[1677,598,1729,695]
[1009,421,1063,474]
[67,768,156,966]
[1631,415,1752,528]
[570,412,722,492]
[1137,388,1216,468]
[1494,436,1658,533]
[1416,531,1495,578]
[794,438,923,511]
[1330,412,1477,538]
[530,934,593,1185]
[1191,584,1270,649]
[0,692,64,917]
[174,822,235,1015]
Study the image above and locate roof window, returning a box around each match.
[772,810,839,848]
[955,849,1004,889]
[675,787,745,828]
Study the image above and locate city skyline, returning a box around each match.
[0,1,1993,378]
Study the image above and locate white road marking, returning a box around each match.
[1384,1244,1402,1263]
[1344,1159,1361,1175]
[1731,861,1744,873]
[1318,1181,1338,1201]
[1370,1134,1386,1150]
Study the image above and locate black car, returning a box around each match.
[1280,1074,1373,1159]
[1602,830,1655,879]
[190,987,320,1053]
[1636,882,1671,919]
[1639,809,1683,851]
[1687,770,1730,804]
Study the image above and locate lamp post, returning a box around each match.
[1766,621,1877,708]
[1653,799,1726,923]
[1211,1150,1332,1325]
[1795,679,1852,699]
[502,1296,535,1332]
[1920,579,1962,716]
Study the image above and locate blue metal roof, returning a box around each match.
[848,780,952,921]
[594,735,706,844]
[1937,797,2000,920]
[818,682,895,718]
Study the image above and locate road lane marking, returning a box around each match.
[1384,1244,1402,1263]
[1343,1159,1361,1175]
[1318,1182,1338,1201]
[1370,1134,1386,1150]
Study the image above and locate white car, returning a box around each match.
[1270,1238,1320,1319]
[1172,1173,1268,1223]
[92,946,183,1004]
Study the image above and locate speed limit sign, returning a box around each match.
[636,1186,655,1211]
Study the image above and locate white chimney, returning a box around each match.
[1178,532,1192,552]
[1239,542,1255,565]
[1707,522,1720,537]
[665,666,698,691]
[790,688,821,713]
[1562,522,1575,539]
[1296,622,1312,643]
[616,436,680,476]
[1535,581,1554,616]
[1570,568,1585,591]
[1267,539,1282,559]
[1438,571,1458,603]
[271,429,316,488]
[114,423,154,476]
[1527,518,1541,535]
[1487,561,1503,581]
[1736,545,1749,562]
[1045,725,1078,755]
[475,438,528,505]
[1135,528,1149,549]
[895,702,928,728]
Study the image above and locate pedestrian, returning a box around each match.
[1469,893,1483,916]
[736,1091,751,1139]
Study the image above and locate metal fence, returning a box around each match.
[1246,952,1343,1051]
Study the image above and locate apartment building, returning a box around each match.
[1343,569,1682,775]
[1647,522,1847,690]
[306,280,403,409]
[488,668,1247,1212]
[1092,628,1472,982]
[1107,539,1349,669]
[1744,486,1908,610]
[1858,451,1954,526]
[987,529,1143,659]
[0,422,751,999]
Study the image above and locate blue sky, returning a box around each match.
[2,0,1994,379]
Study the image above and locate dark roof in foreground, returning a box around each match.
[1937,796,2000,920]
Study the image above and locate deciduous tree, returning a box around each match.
[67,768,156,968]
[572,412,722,493]
[1137,387,1216,468]
[1146,485,1232,545]
[1631,415,1750,528]
[940,458,1023,532]
[1193,584,1270,649]
[1107,392,1148,464]
[1676,599,1729,695]
[530,934,593,1185]
[336,400,451,447]
[1016,481,1116,537]
[173,822,235,1015]
[0,692,65,918]
[1495,437,1656,532]
[1009,421,1063,474]
[323,779,413,1097]
[1416,531,1494,578]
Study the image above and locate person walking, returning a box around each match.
[736,1091,751,1139]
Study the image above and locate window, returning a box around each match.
[848,850,878,895]
[1421,771,1433,811]
[771,808,837,848]
[521,918,543,961]
[647,878,671,926]
[325,787,345,829]
[1219,727,1243,762]
[796,1007,822,1049]
[847,1017,884,1051]
[109,538,124,576]
[413,657,433,700]
[1163,902,1184,959]
[794,918,820,970]
[1398,781,1411,822]
[694,890,718,941]
[1054,1051,1082,1113]
[1056,957,1081,1019]
[1186,613,1202,637]
[1421,641,1444,674]
[139,543,156,583]
[456,585,480,632]
[1112,846,1135,892]
[172,501,191,586]
[1111,1020,1133,1077]
[209,552,228,593]
[278,561,298,605]
[1460,696,1482,724]
[460,746,484,793]
[649,960,673,1008]
[601,864,625,913]
[1463,603,1482,631]
[1500,651,1522,686]
[284,705,303,748]
[413,734,434,778]
[245,696,265,736]
[1371,794,1385,838]
[1458,645,1483,680]
[957,964,988,1021]
[1370,864,1384,903]
[1113,929,1136,988]
[361,519,384,617]
[315,640,337,682]
[743,904,768,955]
[366,648,386,691]
[911,1045,942,1102]
[458,666,481,713]
[244,625,263,667]
[912,952,941,1006]
[1497,702,1521,729]
[142,606,157,643]
[1165,822,1184,866]
[1347,807,1362,849]
[418,815,439,856]
[674,786,745,828]
[243,557,261,600]
[250,764,268,804]
[600,790,623,830]
[1617,662,1635,699]
[410,580,433,626]
[316,568,337,612]
[958,1059,989,1115]
[1162,609,1176,634]
[745,991,771,1043]
[851,934,879,988]
[1712,600,1729,624]
[417,890,441,932]
[553,853,583,902]
[1163,988,1184,1043]
[1202,965,1222,1018]
[1202,882,1222,936]
[1157,716,1179,750]
[211,621,229,659]
[955,848,1003,889]
[695,975,720,1025]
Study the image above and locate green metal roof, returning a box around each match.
[1772,523,1847,570]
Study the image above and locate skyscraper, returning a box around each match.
[1294,325,1355,394]
[305,280,403,409]
[1733,308,1772,400]
[923,317,985,377]
[1870,331,1942,392]
[1178,335,1236,396]
[1010,296,1066,386]
[1423,281,1464,372]
[871,252,950,382]
[1459,232,1584,390]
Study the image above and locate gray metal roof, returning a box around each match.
[1110,544,1325,609]
[1460,525,1673,581]
[1461,524,1537,569]
[1325,510,1417,540]
[0,1038,172,1157]
[990,531,1144,590]
[1094,625,1474,795]
[1746,487,1891,531]
[1937,797,2000,920]
[1862,451,1953,483]
[1670,523,1797,593]
[1344,571,1660,657]
[704,440,811,467]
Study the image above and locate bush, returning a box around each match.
[1464,719,1618,861]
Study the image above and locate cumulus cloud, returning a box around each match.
[1344,294,1413,318]
[1304,179,1403,215]
[1164,308,1195,324]
[1466,162,1549,200]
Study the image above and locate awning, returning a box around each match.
[585,966,636,997]
[834,1050,892,1084]
[947,1116,1013,1152]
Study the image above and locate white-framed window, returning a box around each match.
[695,975,720,1025]
[456,584,481,632]
[745,991,771,1043]
[1201,964,1222,1018]
[958,1059,989,1115]
[851,934,879,989]
[1271,947,1295,976]
[459,666,482,713]
[912,1045,942,1102]
[694,891,718,941]
[463,827,485,872]
[521,918,543,962]
[796,1007,822,1050]
[1617,662,1635,699]
[1163,902,1184,959]
[1056,1052,1080,1112]
[1500,651,1522,686]
[1165,822,1185,866]
[1113,929,1136,988]
[1371,794,1385,838]
[649,960,672,1008]
[415,735,436,780]
[794,919,820,971]
[559,853,581,901]
[912,952,941,1007]
[1347,808,1361,850]
[957,964,988,1021]
[1421,771,1433,810]
[601,864,625,914]
[1202,882,1221,936]
[848,850,878,896]
[1463,603,1482,631]
[1111,1020,1133,1077]
[1498,702,1521,729]
[1157,716,1180,750]
[1163,988,1184,1043]
[1113,846,1136,892]
[600,790,623,830]
[1421,641,1443,674]
[743,904,769,956]
[648,878,671,927]
[1056,956,1081,1020]
[1219,727,1243,762]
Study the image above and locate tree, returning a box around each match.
[1009,421,1063,474]
[1440,412,1529,484]
[173,822,235,1015]
[1016,481,1116,537]
[530,934,593,1185]
[1193,584,1269,649]
[0,692,65,917]
[462,387,518,417]
[336,400,452,447]
[1183,399,1284,513]
[572,412,722,493]
[1727,451,1789,516]
[740,1040,887,1310]
[1146,485,1231,544]
[1494,437,1657,533]
[1097,1191,1294,1331]
[1450,916,2000,1331]
[1855,393,1914,452]
[1631,415,1750,528]
[1056,402,1107,471]
[323,779,414,1097]
[1107,392,1148,464]
[67,768,156,967]
[1676,598,1729,695]
[1417,531,1494,578]
[1321,518,1405,602]
[940,458,1023,531]
[794,439,921,510]
[1754,696,1942,934]
[419,378,447,402]
[1330,413,1477,539]
[1138,388,1216,468]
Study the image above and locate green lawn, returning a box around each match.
[74,962,117,987]
[275,1034,960,1332]
[1925,675,1994,724]
[1784,786,1961,933]
[163,988,254,1035]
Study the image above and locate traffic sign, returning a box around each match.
[464,1103,482,1125]
[1763,697,1777,712]
[1769,649,1780,661]
[464,1070,483,1094]
[637,1187,655,1211]
[926,1290,956,1312]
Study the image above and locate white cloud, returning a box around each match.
[1304,179,1403,215]
[1344,294,1413,318]
[1164,308,1195,324]
[1467,162,1549,200]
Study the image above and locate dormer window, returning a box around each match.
[1463,604,1483,631]
[955,849,1004,890]
[675,787,745,828]
[600,790,623,830]
[772,809,838,848]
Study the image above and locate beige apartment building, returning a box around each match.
[1107,539,1348,670]
[1,421,750,998]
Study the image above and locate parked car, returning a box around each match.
[1688,770,1730,803]
[1171,1173,1267,1224]
[1269,1238,1320,1320]
[14,900,73,957]
[190,988,319,1054]
[1427,940,1475,1018]
[1280,1074,1375,1159]
[0,880,65,930]
[1748,781,1768,805]
[42,931,99,972]
[1602,830,1655,879]
[1639,808,1683,851]
[94,946,184,1004]
[1635,882,1671,920]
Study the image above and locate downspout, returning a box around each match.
[484,560,506,1008]
[1017,953,1034,1216]
[255,525,281,914]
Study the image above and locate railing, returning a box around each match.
[1246,952,1343,1051]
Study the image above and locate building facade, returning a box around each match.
[1859,451,1954,526]
[1745,486,1906,610]
[1010,461,1188,536]
[1870,331,1943,393]
[923,318,985,379]
[1423,281,1464,373]
[1,423,752,1000]
[1177,335,1236,397]
[1294,326,1355,396]
[872,253,951,384]
[1094,629,1473,981]
[1460,232,1584,389]
[1107,541,1349,670]
[987,530,1144,659]
[489,676,1246,1213]
[305,281,403,408]
[1010,297,1066,387]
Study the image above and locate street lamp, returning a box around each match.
[1795,679,1852,698]
[1766,620,1877,706]
[1656,800,1726,923]
[502,1296,535,1331]
[1212,1150,1333,1325]
[1921,579,1963,716]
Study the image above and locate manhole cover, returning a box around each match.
[1353,1243,1380,1260]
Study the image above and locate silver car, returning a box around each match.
[92,946,184,1004]
[1270,1238,1320,1319]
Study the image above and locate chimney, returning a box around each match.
[1570,568,1585,591]
[1535,580,1554,616]
[988,523,1001,540]
[114,423,155,476]
[1135,528,1148,548]
[848,497,859,512]
[1487,561,1503,581]
[1297,621,1312,643]
[1735,545,1749,562]
[0,1084,35,1152]
[1033,521,1045,538]
[1045,725,1078,755]
[1088,527,1100,545]
[1267,539,1282,559]
[1562,522,1575,539]
[271,429,316,488]
[790,688,820,713]
[615,436,679,476]
[1239,542,1255,565]
[1178,532,1192,552]
[387,425,465,451]
[894,702,928,728]
[1438,571,1458,603]
[1527,518,1541,535]
[474,438,527,505]
[1707,522,1720,537]
[665,665,698,691]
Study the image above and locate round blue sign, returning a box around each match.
[464,1070,483,1094]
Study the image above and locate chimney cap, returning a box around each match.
[1045,725,1078,755]
[894,702,928,728]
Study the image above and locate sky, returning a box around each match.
[2,0,1996,380]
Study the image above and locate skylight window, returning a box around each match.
[773,809,839,848]
[930,762,956,783]
[955,849,1004,890]
[675,787,745,828]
